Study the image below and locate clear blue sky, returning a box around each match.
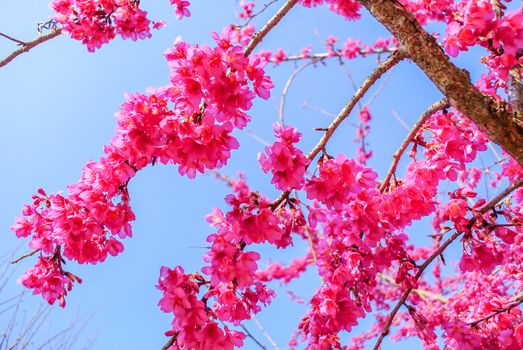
[0,1,501,349]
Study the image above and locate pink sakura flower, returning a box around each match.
[256,256,310,283]
[305,154,378,210]
[18,256,81,307]
[443,321,482,350]
[300,45,312,58]
[50,0,160,51]
[170,0,191,19]
[259,124,309,191]
[271,48,287,64]
[341,38,361,59]
[327,0,361,20]
[299,0,361,20]
[492,10,523,57]
[238,1,255,19]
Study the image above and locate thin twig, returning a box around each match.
[162,332,178,350]
[390,109,410,131]
[372,178,523,350]
[0,28,62,69]
[11,249,39,265]
[469,294,523,328]
[271,50,406,209]
[283,47,398,62]
[279,61,315,125]
[252,316,280,350]
[240,323,267,350]
[244,0,299,56]
[377,272,448,304]
[241,0,281,27]
[379,99,449,192]
[305,50,406,163]
[0,32,26,45]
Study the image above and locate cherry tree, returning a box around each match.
[3,0,523,349]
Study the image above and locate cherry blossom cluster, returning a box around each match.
[443,0,522,82]
[298,0,361,20]
[258,123,309,191]
[50,0,192,51]
[12,29,273,306]
[156,175,308,348]
[157,265,246,350]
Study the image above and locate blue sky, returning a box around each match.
[0,1,505,349]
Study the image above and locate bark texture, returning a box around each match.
[357,0,523,165]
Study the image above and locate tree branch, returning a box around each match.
[357,0,523,166]
[282,47,398,62]
[279,60,315,125]
[244,0,299,56]
[0,32,27,45]
[305,50,406,162]
[240,323,268,350]
[379,99,449,192]
[469,294,523,328]
[372,177,523,350]
[0,29,62,69]
[11,249,39,264]
[270,50,406,209]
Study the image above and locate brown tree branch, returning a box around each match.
[357,0,523,166]
[379,99,449,192]
[0,29,62,69]
[372,177,523,350]
[469,294,523,328]
[244,0,299,56]
[11,249,39,264]
[0,32,27,45]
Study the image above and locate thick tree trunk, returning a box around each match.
[357,0,523,165]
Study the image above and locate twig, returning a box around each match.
[0,28,62,69]
[11,249,39,264]
[279,61,315,125]
[377,272,448,304]
[379,99,449,192]
[252,316,280,350]
[162,332,178,350]
[241,0,281,27]
[372,177,523,350]
[271,50,406,209]
[282,47,398,62]
[487,142,502,162]
[469,294,523,328]
[305,50,405,163]
[244,0,299,56]
[390,109,410,131]
[240,323,267,350]
[0,32,26,45]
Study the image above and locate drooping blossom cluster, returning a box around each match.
[12,28,273,307]
[259,123,309,191]
[443,0,523,82]
[298,0,361,20]
[50,0,192,51]
[157,265,246,350]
